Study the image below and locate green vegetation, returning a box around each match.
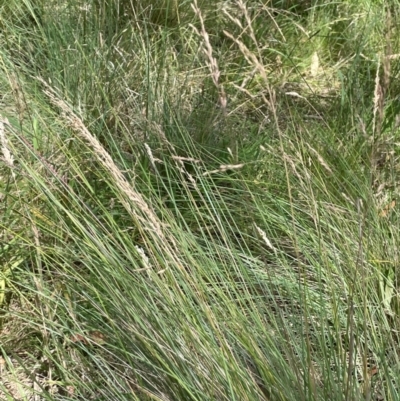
[1,0,400,399]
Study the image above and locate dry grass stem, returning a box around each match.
[255,225,277,252]
[372,58,382,137]
[0,117,14,170]
[223,30,268,84]
[171,156,200,163]
[144,143,162,172]
[236,0,259,53]
[9,74,26,124]
[202,163,244,176]
[306,144,332,174]
[38,78,167,246]
[191,0,227,115]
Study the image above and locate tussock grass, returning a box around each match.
[1,0,400,400]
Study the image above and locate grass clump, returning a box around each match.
[1,0,400,400]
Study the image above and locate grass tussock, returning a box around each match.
[1,0,400,400]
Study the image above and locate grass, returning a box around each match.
[1,0,400,399]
